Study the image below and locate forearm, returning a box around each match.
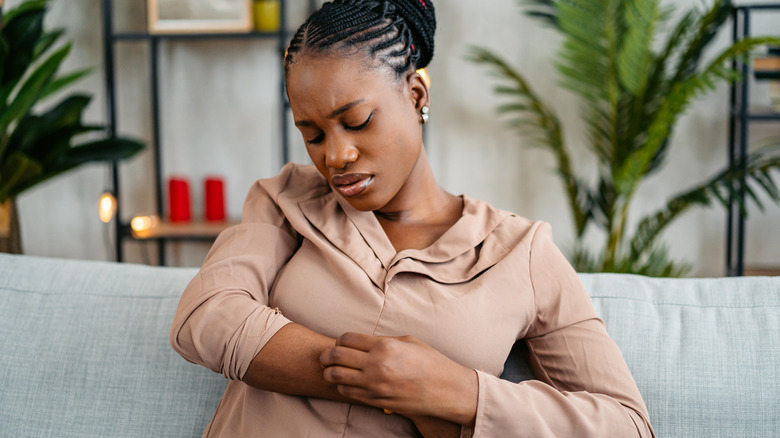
[242,323,353,402]
[244,327,479,435]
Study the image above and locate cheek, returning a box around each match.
[305,146,328,175]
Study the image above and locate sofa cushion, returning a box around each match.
[502,273,780,438]
[584,274,780,438]
[3,253,779,437]
[0,254,225,438]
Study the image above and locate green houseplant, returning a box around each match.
[470,0,780,276]
[0,0,144,253]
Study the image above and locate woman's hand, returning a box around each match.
[319,332,478,426]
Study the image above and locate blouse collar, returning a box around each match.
[299,188,514,286]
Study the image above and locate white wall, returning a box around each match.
[13,0,780,275]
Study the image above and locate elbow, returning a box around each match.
[169,313,197,365]
[626,407,655,438]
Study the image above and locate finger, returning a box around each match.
[319,345,369,368]
[335,332,379,351]
[322,365,365,386]
[334,384,388,408]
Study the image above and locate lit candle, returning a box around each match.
[98,192,117,223]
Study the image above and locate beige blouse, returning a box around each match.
[170,163,654,437]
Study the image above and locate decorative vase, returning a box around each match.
[253,0,280,32]
[0,198,22,254]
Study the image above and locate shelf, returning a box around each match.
[129,218,239,241]
[732,107,780,121]
[755,71,780,80]
[103,0,311,264]
[726,3,780,276]
[744,266,780,276]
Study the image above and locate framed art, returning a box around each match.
[147,0,253,34]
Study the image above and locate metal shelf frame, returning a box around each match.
[100,0,315,264]
[726,3,780,276]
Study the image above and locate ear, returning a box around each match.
[406,69,430,112]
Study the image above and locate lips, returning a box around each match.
[331,173,373,197]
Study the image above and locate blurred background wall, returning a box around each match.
[11,0,780,275]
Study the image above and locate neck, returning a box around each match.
[374,149,458,225]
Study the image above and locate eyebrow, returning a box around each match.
[294,99,366,127]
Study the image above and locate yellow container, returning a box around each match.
[254,0,280,33]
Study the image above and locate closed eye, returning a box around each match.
[306,133,325,144]
[344,112,373,131]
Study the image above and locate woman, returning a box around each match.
[170,0,655,436]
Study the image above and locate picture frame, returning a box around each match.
[147,0,253,34]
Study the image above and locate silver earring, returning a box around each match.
[421,106,430,124]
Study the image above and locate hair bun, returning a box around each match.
[391,0,436,68]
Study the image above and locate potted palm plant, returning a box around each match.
[470,0,780,276]
[0,0,144,253]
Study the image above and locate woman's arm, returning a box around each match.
[453,222,654,437]
[245,327,466,437]
[241,323,344,400]
[319,333,478,426]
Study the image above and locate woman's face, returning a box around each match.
[286,54,428,212]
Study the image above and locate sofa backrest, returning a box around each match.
[0,254,224,438]
[2,254,779,437]
[503,273,780,438]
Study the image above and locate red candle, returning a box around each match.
[168,177,191,222]
[204,177,225,222]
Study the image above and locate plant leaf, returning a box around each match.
[11,137,145,197]
[617,0,661,95]
[5,94,92,159]
[614,36,780,197]
[629,149,780,260]
[467,46,593,236]
[0,43,71,158]
[63,137,145,165]
[33,28,64,60]
[0,151,43,202]
[39,67,92,100]
[1,3,46,89]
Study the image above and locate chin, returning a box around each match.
[336,188,391,212]
[342,196,383,212]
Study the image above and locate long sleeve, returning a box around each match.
[169,176,298,380]
[468,223,654,437]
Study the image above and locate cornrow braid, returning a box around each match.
[284,0,436,79]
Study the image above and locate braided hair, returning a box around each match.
[284,0,436,79]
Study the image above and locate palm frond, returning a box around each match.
[617,0,661,96]
[613,35,780,197]
[467,46,593,236]
[565,243,603,273]
[472,0,780,276]
[553,0,620,103]
[669,0,732,85]
[629,148,780,260]
[631,244,692,277]
[521,0,557,26]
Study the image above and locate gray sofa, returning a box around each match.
[1,253,778,437]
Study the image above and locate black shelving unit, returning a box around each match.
[101,0,316,264]
[726,3,780,276]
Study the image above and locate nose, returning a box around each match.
[324,135,358,170]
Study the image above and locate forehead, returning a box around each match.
[286,54,400,116]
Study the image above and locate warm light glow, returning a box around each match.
[98,192,117,223]
[130,215,160,232]
[417,68,431,88]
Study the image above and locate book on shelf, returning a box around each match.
[753,56,780,80]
